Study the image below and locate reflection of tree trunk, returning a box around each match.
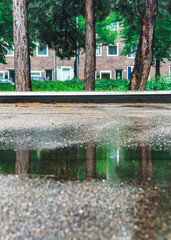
[16,150,31,175]
[138,146,154,185]
[86,143,96,180]
[133,146,157,240]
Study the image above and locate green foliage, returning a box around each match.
[146,77,171,91]
[0,0,13,64]
[117,0,171,63]
[28,0,115,58]
[96,12,118,46]
[1,77,171,92]
[78,12,118,47]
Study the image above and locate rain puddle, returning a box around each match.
[0,143,170,186]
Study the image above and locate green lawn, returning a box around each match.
[0,77,171,91]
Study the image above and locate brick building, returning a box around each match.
[0,24,170,81]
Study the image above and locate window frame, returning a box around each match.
[0,71,5,78]
[127,45,137,58]
[31,71,42,78]
[5,48,14,57]
[100,70,112,79]
[96,44,102,57]
[107,44,119,56]
[36,45,48,57]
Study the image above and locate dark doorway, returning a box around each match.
[116,70,123,79]
[9,70,15,82]
[46,70,53,80]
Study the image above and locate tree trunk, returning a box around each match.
[13,0,32,91]
[86,143,96,180]
[84,0,96,91]
[16,149,31,175]
[155,59,161,78]
[129,0,158,90]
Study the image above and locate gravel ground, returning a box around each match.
[0,104,171,151]
[0,104,170,239]
[0,176,170,240]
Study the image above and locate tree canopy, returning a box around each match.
[117,0,171,64]
[28,0,116,59]
[0,0,13,64]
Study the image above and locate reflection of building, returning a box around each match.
[0,23,170,81]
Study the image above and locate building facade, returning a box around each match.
[0,24,170,81]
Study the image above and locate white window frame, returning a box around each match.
[169,66,171,75]
[127,66,134,79]
[0,71,5,78]
[96,44,102,57]
[36,45,48,57]
[100,70,112,79]
[31,71,42,77]
[107,43,119,56]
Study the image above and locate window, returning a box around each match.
[5,47,14,56]
[57,67,74,81]
[37,45,48,56]
[128,45,137,58]
[0,72,4,78]
[31,72,41,78]
[109,22,118,31]
[96,45,102,56]
[100,71,112,79]
[107,44,118,56]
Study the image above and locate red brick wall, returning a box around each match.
[0,41,170,80]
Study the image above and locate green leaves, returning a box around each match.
[0,0,13,64]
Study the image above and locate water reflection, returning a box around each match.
[0,143,170,185]
[133,147,156,239]
[15,149,31,175]
[85,143,96,180]
[138,145,154,186]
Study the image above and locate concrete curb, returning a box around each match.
[0,91,171,103]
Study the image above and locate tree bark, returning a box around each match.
[129,0,158,90]
[13,0,32,91]
[84,0,96,91]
